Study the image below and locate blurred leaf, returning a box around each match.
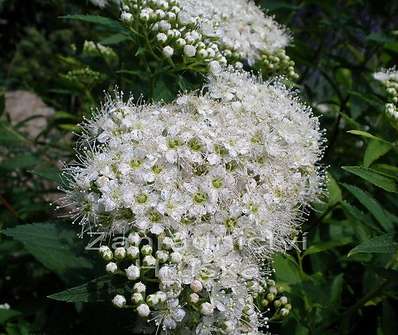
[0,122,29,145]
[342,184,393,231]
[273,254,302,284]
[303,239,351,256]
[327,172,342,206]
[0,309,22,325]
[153,78,174,102]
[61,15,128,33]
[342,166,397,193]
[48,275,111,303]
[3,223,93,278]
[347,130,391,144]
[100,33,130,45]
[0,154,39,171]
[330,274,344,306]
[29,163,62,184]
[364,140,392,167]
[348,234,398,256]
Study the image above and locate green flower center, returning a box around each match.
[193,191,208,204]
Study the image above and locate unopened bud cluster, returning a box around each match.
[115,0,296,77]
[374,68,398,127]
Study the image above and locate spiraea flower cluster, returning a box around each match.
[118,0,296,78]
[62,68,323,333]
[374,68,398,127]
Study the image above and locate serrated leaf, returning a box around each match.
[342,166,397,192]
[348,234,398,256]
[3,223,93,278]
[364,140,392,167]
[342,184,393,231]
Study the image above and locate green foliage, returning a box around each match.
[1,0,398,334]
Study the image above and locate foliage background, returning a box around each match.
[0,0,397,334]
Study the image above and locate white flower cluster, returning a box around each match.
[374,68,398,124]
[90,0,121,8]
[62,68,323,333]
[119,0,296,77]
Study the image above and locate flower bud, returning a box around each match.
[190,279,203,293]
[163,46,174,57]
[183,45,196,57]
[133,282,146,293]
[132,292,144,304]
[143,255,156,266]
[280,308,289,317]
[127,246,139,259]
[280,296,288,305]
[137,303,151,317]
[99,246,113,261]
[200,302,214,316]
[141,244,153,255]
[189,293,199,304]
[170,252,182,264]
[125,264,140,280]
[156,250,169,263]
[114,247,126,260]
[112,294,126,308]
[128,232,141,246]
[106,262,118,273]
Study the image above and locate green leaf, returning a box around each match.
[372,164,398,180]
[327,172,342,206]
[0,154,39,171]
[48,275,128,303]
[329,273,344,305]
[0,309,21,325]
[29,163,62,184]
[273,254,302,284]
[303,238,351,256]
[342,166,397,192]
[347,130,391,144]
[342,184,393,231]
[348,234,398,256]
[100,33,130,45]
[0,122,28,145]
[153,78,174,102]
[60,15,127,33]
[3,223,93,278]
[363,140,392,167]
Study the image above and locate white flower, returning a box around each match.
[105,262,118,273]
[125,264,140,280]
[137,303,151,317]
[0,303,10,310]
[126,246,139,259]
[112,294,126,308]
[200,302,214,315]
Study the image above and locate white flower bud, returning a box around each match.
[163,46,174,57]
[161,237,173,249]
[99,246,113,261]
[112,294,126,308]
[280,308,289,316]
[106,262,118,273]
[156,250,169,263]
[137,303,151,317]
[156,291,167,303]
[114,247,126,260]
[143,255,156,266]
[121,12,132,22]
[189,293,199,303]
[183,45,196,57]
[128,232,141,246]
[146,294,159,306]
[280,296,288,304]
[208,61,221,74]
[157,32,168,43]
[170,252,182,264]
[125,265,140,280]
[176,38,186,47]
[158,20,171,32]
[200,302,214,315]
[133,282,146,293]
[174,308,186,322]
[126,246,139,259]
[141,244,153,255]
[132,292,144,304]
[190,279,203,293]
